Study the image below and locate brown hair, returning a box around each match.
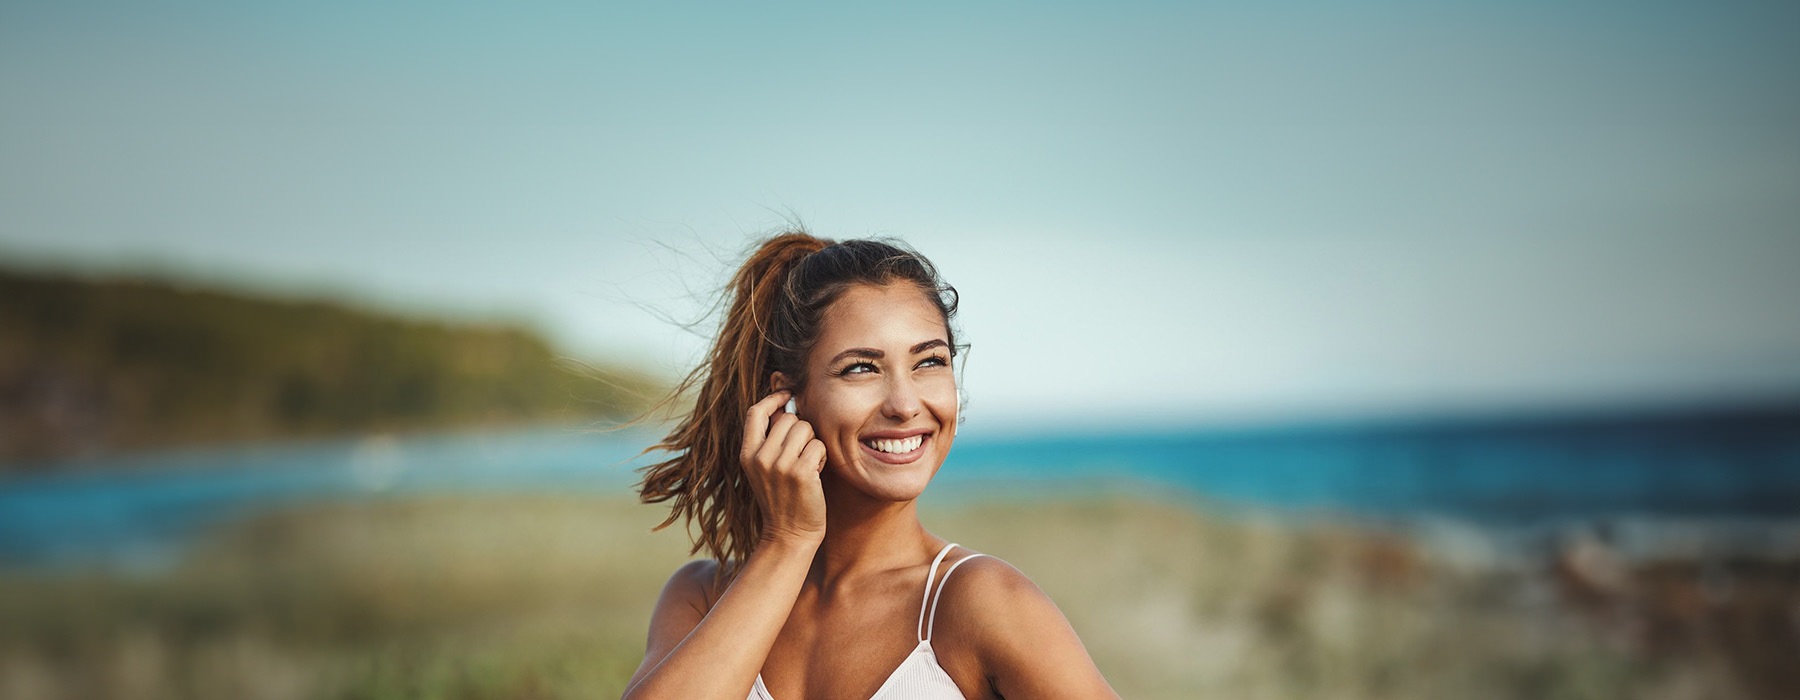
[637,230,960,572]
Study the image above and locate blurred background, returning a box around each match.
[3,1,1798,698]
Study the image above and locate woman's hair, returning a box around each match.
[638,230,960,572]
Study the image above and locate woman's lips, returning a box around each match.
[860,434,929,465]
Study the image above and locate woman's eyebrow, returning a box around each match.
[826,339,949,366]
[828,347,883,364]
[911,339,948,354]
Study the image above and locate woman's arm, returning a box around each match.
[621,537,817,699]
[935,558,1122,700]
[622,391,829,700]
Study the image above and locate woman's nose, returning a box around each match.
[881,374,924,421]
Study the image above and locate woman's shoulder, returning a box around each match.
[668,558,722,582]
[933,548,1062,634]
[939,547,1040,600]
[933,548,1121,697]
[659,559,731,612]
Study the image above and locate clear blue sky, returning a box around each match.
[3,0,1798,429]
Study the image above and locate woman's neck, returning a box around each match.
[811,482,938,591]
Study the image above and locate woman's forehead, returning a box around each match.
[815,283,947,349]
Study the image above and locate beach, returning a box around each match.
[4,492,1792,700]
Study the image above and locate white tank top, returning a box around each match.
[747,543,988,700]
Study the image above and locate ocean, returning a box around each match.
[3,402,1798,569]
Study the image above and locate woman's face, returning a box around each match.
[784,282,958,502]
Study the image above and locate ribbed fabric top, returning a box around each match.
[747,543,987,700]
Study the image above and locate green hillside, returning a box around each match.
[0,267,663,466]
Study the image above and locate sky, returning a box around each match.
[3,0,1798,431]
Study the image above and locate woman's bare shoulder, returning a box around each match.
[658,559,728,614]
[934,550,1120,698]
[935,550,1053,620]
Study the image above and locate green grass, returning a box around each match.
[0,494,1760,700]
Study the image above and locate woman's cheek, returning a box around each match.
[925,379,959,413]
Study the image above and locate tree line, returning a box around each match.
[0,267,664,468]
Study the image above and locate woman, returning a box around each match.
[624,231,1119,700]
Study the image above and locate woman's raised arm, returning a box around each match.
[621,537,816,700]
[621,390,829,700]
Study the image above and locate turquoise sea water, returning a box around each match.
[3,403,1798,568]
[939,403,1800,522]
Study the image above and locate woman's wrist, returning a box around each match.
[755,530,824,557]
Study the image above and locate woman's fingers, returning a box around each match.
[799,439,827,473]
[741,390,791,462]
[775,419,814,470]
[754,412,800,470]
[740,391,829,544]
[745,391,819,478]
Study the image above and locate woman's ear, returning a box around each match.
[770,372,797,414]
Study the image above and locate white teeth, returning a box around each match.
[865,435,923,454]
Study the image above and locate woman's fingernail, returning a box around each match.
[785,398,797,414]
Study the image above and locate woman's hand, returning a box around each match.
[741,390,828,546]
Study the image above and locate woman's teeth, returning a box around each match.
[865,435,924,454]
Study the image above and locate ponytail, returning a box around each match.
[638,232,831,574]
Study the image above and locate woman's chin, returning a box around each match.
[829,458,941,503]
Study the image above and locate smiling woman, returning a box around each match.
[626,232,1119,700]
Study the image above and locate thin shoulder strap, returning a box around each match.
[915,543,958,642]
[924,552,989,642]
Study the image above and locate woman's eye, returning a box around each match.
[917,355,949,369]
[841,361,877,375]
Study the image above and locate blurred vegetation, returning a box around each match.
[1,494,1788,700]
[0,267,664,467]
